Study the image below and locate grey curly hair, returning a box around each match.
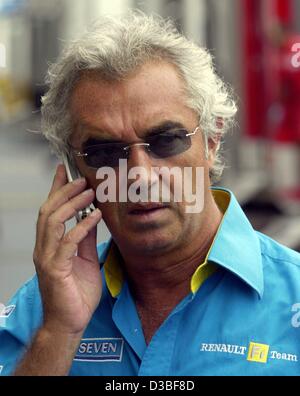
[41,10,237,182]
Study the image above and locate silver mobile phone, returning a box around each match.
[62,154,95,222]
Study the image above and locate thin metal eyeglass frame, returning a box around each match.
[73,126,201,162]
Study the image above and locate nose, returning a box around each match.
[125,143,152,168]
[125,144,158,199]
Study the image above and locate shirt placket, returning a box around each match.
[138,295,193,376]
[112,282,147,366]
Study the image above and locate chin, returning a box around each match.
[106,210,183,255]
[120,230,177,256]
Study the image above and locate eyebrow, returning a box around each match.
[82,121,186,148]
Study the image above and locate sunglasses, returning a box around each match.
[73,126,200,169]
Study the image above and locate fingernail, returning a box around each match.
[90,208,101,218]
[56,163,63,173]
[82,188,94,195]
[74,177,86,185]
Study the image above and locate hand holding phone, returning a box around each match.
[32,163,103,341]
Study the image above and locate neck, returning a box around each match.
[120,192,223,311]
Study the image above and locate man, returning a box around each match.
[1,11,300,376]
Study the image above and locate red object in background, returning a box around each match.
[273,33,300,143]
[242,0,299,141]
[280,187,300,200]
[242,0,266,138]
[270,0,300,143]
[275,0,292,24]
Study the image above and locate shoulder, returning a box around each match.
[0,275,42,376]
[0,275,42,344]
[256,231,300,299]
[256,231,300,269]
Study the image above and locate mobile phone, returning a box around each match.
[62,154,95,222]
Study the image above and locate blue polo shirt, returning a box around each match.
[1,188,300,376]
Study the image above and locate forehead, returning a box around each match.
[69,61,197,143]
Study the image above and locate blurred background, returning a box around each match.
[1,0,300,303]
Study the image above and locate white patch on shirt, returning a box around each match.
[0,305,16,318]
[0,305,16,328]
[74,338,124,362]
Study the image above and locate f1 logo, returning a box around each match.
[247,342,269,363]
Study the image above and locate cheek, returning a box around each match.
[86,173,98,189]
[74,157,96,183]
[188,139,207,166]
[96,201,121,229]
[83,172,121,224]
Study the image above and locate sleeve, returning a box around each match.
[0,275,43,376]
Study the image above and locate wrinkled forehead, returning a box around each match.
[68,61,197,146]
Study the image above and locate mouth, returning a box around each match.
[128,203,169,220]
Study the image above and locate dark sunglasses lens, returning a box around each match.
[147,130,191,158]
[84,144,126,168]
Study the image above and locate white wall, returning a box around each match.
[137,0,206,45]
[0,16,12,75]
[10,15,31,83]
[61,0,133,43]
[182,0,206,45]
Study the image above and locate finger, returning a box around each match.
[48,164,67,198]
[48,188,95,226]
[45,177,87,217]
[53,209,102,265]
[36,177,87,252]
[77,221,99,262]
[42,189,96,255]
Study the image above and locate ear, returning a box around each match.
[207,137,220,168]
[207,117,223,166]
